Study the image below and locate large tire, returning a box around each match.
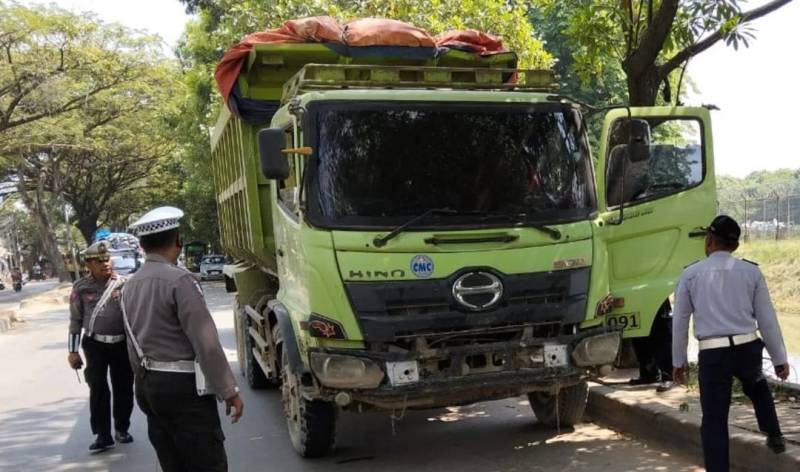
[278,328,336,458]
[233,300,246,376]
[529,380,589,428]
[242,313,269,389]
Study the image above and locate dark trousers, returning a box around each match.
[81,336,134,437]
[698,339,782,472]
[135,370,228,472]
[633,304,673,380]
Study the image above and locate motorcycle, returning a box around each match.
[13,281,22,292]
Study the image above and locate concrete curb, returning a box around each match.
[769,378,800,396]
[586,383,800,472]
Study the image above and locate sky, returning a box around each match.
[22,0,800,178]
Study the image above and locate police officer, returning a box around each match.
[67,241,134,453]
[122,206,243,472]
[672,215,789,472]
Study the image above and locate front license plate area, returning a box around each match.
[605,312,640,330]
[386,361,420,386]
[543,344,569,367]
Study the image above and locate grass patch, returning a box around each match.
[736,239,800,354]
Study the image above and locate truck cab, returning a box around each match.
[211,45,715,458]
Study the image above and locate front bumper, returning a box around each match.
[307,327,620,409]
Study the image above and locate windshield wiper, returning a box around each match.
[473,212,562,240]
[373,208,458,247]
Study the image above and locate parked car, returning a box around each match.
[199,255,225,281]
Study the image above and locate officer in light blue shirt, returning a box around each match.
[672,215,789,472]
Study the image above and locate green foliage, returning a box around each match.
[0,1,185,275]
[528,0,791,105]
[0,1,164,137]
[717,169,800,202]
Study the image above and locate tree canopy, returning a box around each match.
[530,0,793,105]
[0,2,183,279]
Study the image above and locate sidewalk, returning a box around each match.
[586,368,800,472]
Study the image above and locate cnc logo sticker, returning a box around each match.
[410,255,434,279]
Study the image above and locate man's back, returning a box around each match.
[123,254,197,363]
[678,251,763,339]
[674,250,787,367]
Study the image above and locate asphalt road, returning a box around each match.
[0,278,59,312]
[0,280,704,472]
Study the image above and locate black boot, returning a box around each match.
[767,435,786,454]
[115,431,134,444]
[89,435,115,453]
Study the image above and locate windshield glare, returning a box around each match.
[311,103,595,227]
[111,256,135,269]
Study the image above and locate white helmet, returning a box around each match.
[129,206,184,237]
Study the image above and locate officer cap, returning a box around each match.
[129,206,184,237]
[708,215,741,242]
[82,241,111,261]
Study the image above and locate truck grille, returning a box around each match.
[345,267,589,342]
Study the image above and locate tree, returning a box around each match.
[531,0,793,106]
[0,2,161,135]
[1,3,182,280]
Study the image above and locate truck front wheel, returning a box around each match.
[528,380,588,428]
[279,335,336,457]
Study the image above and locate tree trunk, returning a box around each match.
[76,213,99,246]
[17,174,72,282]
[626,65,660,106]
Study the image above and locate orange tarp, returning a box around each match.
[214,16,344,107]
[344,18,435,47]
[215,16,511,109]
[435,29,507,55]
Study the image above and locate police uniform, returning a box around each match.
[68,242,134,451]
[673,215,788,472]
[122,207,238,472]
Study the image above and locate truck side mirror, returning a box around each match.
[626,119,651,162]
[258,128,289,180]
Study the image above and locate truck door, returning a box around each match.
[593,106,716,338]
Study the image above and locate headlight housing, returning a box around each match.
[310,353,385,389]
[571,332,621,367]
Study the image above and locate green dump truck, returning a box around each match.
[211,44,716,457]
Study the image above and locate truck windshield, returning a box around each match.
[308,102,595,228]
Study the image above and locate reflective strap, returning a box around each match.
[87,277,124,335]
[120,289,145,361]
[90,333,125,344]
[698,332,759,350]
[120,289,196,373]
[144,359,195,373]
[68,333,81,353]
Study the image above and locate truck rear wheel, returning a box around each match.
[528,380,588,428]
[279,332,336,458]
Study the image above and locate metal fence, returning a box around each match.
[717,194,800,240]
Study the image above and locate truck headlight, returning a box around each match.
[310,353,385,389]
[571,332,621,367]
